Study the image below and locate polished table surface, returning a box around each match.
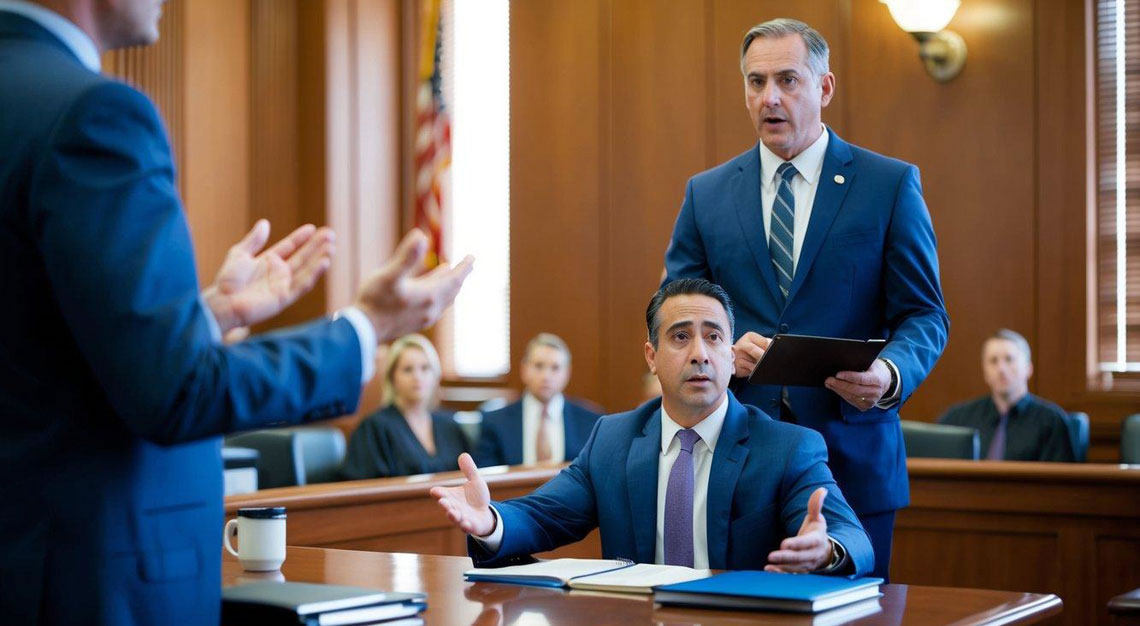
[222,546,1063,625]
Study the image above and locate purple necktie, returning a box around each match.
[986,412,1009,460]
[664,428,701,567]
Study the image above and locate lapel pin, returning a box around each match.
[834,174,845,185]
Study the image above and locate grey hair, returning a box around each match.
[739,18,830,78]
[986,329,1032,362]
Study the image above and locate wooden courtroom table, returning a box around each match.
[226,460,1140,625]
[222,546,1062,625]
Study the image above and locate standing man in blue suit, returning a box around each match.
[474,333,601,466]
[432,279,874,576]
[663,19,948,580]
[0,1,472,624]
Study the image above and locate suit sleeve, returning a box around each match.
[663,178,713,283]
[877,165,950,403]
[468,420,602,566]
[28,81,361,445]
[779,428,874,578]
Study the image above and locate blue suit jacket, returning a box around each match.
[474,398,600,466]
[469,394,873,576]
[0,13,362,625]
[665,130,949,515]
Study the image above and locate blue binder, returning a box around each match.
[654,571,884,613]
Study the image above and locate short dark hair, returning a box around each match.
[646,278,735,348]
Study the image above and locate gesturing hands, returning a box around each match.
[203,219,335,334]
[765,487,835,573]
[430,453,496,537]
[355,230,475,344]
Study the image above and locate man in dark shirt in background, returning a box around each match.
[939,329,1074,462]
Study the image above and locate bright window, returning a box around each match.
[441,0,510,377]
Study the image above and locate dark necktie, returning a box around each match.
[664,428,701,567]
[986,412,1008,460]
[770,162,798,302]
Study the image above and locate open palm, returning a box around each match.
[204,220,335,334]
[430,453,495,537]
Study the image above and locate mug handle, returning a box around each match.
[224,519,240,558]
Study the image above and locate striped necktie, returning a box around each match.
[770,162,798,302]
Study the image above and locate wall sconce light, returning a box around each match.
[880,0,967,83]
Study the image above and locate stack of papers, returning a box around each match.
[465,558,710,594]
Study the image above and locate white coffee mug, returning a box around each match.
[224,506,287,571]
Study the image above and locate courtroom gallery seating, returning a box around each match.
[226,426,346,488]
[900,420,981,460]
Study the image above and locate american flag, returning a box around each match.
[413,0,450,268]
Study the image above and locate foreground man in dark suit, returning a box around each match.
[432,279,873,576]
[0,1,472,623]
[663,18,948,579]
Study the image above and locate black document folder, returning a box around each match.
[746,334,885,387]
[222,581,426,625]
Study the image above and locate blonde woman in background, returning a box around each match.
[341,334,469,479]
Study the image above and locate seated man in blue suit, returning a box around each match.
[432,279,873,575]
[475,333,601,466]
[0,1,472,624]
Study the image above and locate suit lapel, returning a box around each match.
[706,396,751,569]
[732,147,784,305]
[507,404,525,465]
[627,409,661,564]
[786,129,855,304]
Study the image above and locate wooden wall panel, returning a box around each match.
[845,0,1038,422]
[601,0,710,413]
[509,0,606,406]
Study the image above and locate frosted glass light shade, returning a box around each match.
[880,0,960,33]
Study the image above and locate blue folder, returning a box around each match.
[654,571,884,613]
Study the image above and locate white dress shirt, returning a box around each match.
[654,395,729,569]
[759,127,901,405]
[521,392,566,464]
[0,0,378,383]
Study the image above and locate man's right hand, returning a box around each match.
[732,332,772,378]
[430,453,495,537]
[355,229,474,344]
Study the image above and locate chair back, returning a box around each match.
[293,427,347,484]
[1123,414,1140,464]
[224,430,304,488]
[901,420,981,460]
[1063,412,1090,462]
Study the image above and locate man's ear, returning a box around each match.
[644,341,657,375]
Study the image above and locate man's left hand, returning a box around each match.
[202,219,335,334]
[765,487,833,573]
[826,359,891,412]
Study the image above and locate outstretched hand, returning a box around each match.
[355,229,474,344]
[430,453,495,537]
[202,219,335,333]
[765,487,833,573]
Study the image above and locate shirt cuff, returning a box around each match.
[199,295,223,344]
[472,505,504,551]
[875,358,901,409]
[817,536,850,574]
[334,307,377,384]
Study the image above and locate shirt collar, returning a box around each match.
[759,124,830,188]
[659,394,729,454]
[0,0,101,72]
[523,392,564,417]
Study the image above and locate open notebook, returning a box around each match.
[464,558,710,594]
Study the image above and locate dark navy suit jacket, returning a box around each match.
[474,398,600,466]
[469,394,874,576]
[0,12,362,625]
[665,130,949,515]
